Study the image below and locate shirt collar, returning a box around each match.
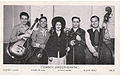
[73,27,79,32]
[92,27,100,32]
[38,27,48,32]
[20,24,29,30]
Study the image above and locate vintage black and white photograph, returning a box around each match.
[3,5,115,65]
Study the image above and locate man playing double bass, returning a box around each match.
[86,15,113,64]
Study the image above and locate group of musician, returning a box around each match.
[5,6,114,64]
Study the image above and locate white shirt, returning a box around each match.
[39,28,47,37]
[56,30,61,37]
[73,28,78,32]
[85,27,110,53]
[85,29,96,53]
[92,27,100,32]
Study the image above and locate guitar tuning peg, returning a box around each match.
[35,18,39,23]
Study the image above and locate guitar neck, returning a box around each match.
[30,22,36,30]
[30,18,39,30]
[25,22,37,36]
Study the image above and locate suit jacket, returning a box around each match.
[67,27,86,64]
[45,31,67,58]
[68,27,86,47]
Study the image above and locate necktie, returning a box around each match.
[94,29,99,45]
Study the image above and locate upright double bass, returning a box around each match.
[102,6,114,60]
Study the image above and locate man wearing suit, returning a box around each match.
[67,16,86,64]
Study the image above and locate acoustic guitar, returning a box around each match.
[7,18,39,60]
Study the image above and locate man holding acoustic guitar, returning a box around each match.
[5,12,38,64]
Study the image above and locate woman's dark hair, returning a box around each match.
[52,16,66,31]
[72,16,81,22]
[19,12,29,19]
